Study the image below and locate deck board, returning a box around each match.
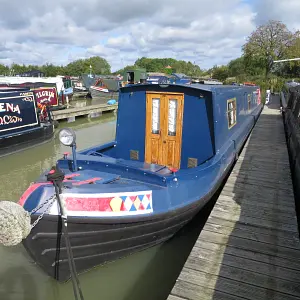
[168,101,300,300]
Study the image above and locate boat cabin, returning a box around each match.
[93,78,122,92]
[0,90,41,138]
[82,83,261,171]
[122,68,147,85]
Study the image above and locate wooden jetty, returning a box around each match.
[51,103,117,121]
[168,98,300,300]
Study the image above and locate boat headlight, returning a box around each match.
[59,128,76,146]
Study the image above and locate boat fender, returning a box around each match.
[0,201,31,246]
[107,99,117,105]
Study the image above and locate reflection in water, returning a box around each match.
[0,112,217,300]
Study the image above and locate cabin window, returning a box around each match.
[127,72,134,83]
[168,99,178,136]
[152,98,160,134]
[252,91,257,103]
[227,98,237,128]
[247,94,251,111]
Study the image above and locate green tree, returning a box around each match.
[65,56,111,76]
[228,57,245,77]
[212,65,229,81]
[243,20,298,78]
[0,64,9,75]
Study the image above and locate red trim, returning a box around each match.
[19,183,49,206]
[72,177,102,186]
[65,173,81,179]
[65,197,113,211]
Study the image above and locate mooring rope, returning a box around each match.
[47,167,85,300]
[0,166,85,300]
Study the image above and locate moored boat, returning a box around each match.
[89,78,121,102]
[19,83,262,282]
[0,89,55,157]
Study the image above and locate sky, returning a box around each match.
[0,0,299,72]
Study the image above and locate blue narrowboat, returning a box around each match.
[0,89,54,157]
[20,83,262,282]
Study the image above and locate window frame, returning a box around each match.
[227,98,237,129]
[247,94,251,111]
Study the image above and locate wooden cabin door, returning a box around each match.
[145,92,184,169]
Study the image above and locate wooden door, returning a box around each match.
[145,92,184,169]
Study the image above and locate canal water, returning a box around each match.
[0,110,216,300]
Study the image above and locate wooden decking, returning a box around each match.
[52,103,117,121]
[168,101,300,300]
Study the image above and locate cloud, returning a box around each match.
[0,0,298,71]
[254,0,300,30]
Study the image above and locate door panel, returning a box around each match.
[145,92,184,169]
[145,94,163,165]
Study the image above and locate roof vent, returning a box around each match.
[188,157,198,168]
[130,150,139,160]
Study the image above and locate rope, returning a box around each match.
[47,166,85,300]
[0,165,85,300]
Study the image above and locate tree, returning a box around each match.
[65,56,111,76]
[212,65,229,81]
[0,64,9,75]
[228,57,245,77]
[243,20,298,78]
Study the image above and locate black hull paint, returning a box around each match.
[0,124,54,158]
[22,154,236,282]
[23,204,197,282]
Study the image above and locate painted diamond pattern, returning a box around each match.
[64,191,152,215]
[124,197,133,211]
[142,195,150,210]
[133,197,141,210]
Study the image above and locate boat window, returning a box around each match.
[247,94,251,111]
[227,98,237,128]
[252,91,257,103]
[168,99,178,136]
[127,72,134,83]
[152,98,160,134]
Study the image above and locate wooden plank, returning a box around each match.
[178,268,299,300]
[216,194,296,214]
[198,241,300,272]
[223,182,295,197]
[204,221,300,249]
[206,215,300,247]
[198,230,300,260]
[209,209,298,233]
[171,279,244,300]
[189,245,300,283]
[220,189,295,207]
[212,202,297,226]
[51,103,117,120]
[169,102,300,300]
[183,256,300,296]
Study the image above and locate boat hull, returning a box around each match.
[0,124,54,157]
[89,88,119,103]
[22,153,236,283]
[23,198,205,282]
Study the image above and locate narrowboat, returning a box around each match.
[0,89,54,157]
[20,83,262,282]
[89,78,121,102]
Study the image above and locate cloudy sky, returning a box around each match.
[0,0,299,71]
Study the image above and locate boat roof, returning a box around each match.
[120,83,259,93]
